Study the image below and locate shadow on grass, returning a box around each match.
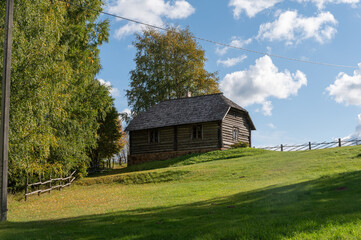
[3,170,361,240]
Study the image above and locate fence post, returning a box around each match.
[38,175,41,196]
[49,174,51,194]
[281,144,283,152]
[338,138,341,147]
[59,173,62,191]
[25,175,28,201]
[309,142,311,150]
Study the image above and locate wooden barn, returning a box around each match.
[125,93,256,165]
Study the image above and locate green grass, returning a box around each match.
[1,147,361,239]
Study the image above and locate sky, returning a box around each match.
[96,0,361,147]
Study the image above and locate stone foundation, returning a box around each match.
[128,148,224,166]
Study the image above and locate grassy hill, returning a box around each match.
[1,146,361,239]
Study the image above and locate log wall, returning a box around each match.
[222,109,251,148]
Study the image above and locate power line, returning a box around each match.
[57,0,358,69]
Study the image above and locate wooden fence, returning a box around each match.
[258,138,361,152]
[25,170,76,201]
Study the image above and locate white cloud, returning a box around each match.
[108,0,195,39]
[326,63,361,106]
[217,55,247,67]
[257,11,337,45]
[229,0,282,18]
[268,123,276,129]
[261,101,273,116]
[98,78,121,97]
[220,55,307,116]
[297,0,360,9]
[216,37,252,56]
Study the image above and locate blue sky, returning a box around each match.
[97,0,361,147]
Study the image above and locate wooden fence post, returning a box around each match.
[338,138,341,147]
[25,175,28,201]
[38,175,41,196]
[59,173,62,191]
[309,142,311,150]
[281,144,283,152]
[49,174,51,194]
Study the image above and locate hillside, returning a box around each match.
[1,146,361,239]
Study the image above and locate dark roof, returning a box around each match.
[125,93,256,131]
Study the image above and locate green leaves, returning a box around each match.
[0,0,114,190]
[127,27,220,115]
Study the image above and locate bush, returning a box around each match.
[230,141,249,149]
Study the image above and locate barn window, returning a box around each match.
[232,127,239,141]
[192,125,202,140]
[149,129,159,143]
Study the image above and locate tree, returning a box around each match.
[126,27,220,115]
[0,0,112,190]
[89,105,126,170]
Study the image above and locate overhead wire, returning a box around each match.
[56,0,358,69]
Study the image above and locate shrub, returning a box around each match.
[230,141,249,149]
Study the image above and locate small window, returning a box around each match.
[149,129,159,143]
[232,127,239,141]
[192,125,202,140]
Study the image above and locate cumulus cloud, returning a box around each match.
[98,78,121,97]
[326,63,361,106]
[229,0,282,18]
[268,123,276,129]
[108,0,195,39]
[297,0,360,9]
[257,10,337,45]
[220,55,307,116]
[216,37,252,56]
[217,55,247,67]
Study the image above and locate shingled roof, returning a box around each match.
[125,93,256,131]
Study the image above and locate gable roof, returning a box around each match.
[125,93,256,131]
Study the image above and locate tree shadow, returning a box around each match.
[3,170,361,240]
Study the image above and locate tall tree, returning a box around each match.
[0,0,113,190]
[89,105,126,170]
[126,27,220,115]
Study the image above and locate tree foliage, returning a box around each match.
[89,105,126,170]
[126,27,220,115]
[0,0,122,190]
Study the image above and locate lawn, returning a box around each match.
[1,146,361,239]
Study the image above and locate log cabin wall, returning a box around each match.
[222,108,251,148]
[177,121,219,151]
[130,122,220,155]
[130,126,174,155]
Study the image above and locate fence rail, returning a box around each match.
[258,138,361,152]
[25,170,76,201]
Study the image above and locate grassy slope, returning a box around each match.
[1,147,361,239]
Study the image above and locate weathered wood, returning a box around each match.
[173,126,178,151]
[25,173,76,199]
[218,121,222,148]
[222,109,250,148]
[25,176,28,201]
[38,176,41,196]
[1,0,14,222]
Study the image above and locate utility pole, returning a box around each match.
[0,0,14,222]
